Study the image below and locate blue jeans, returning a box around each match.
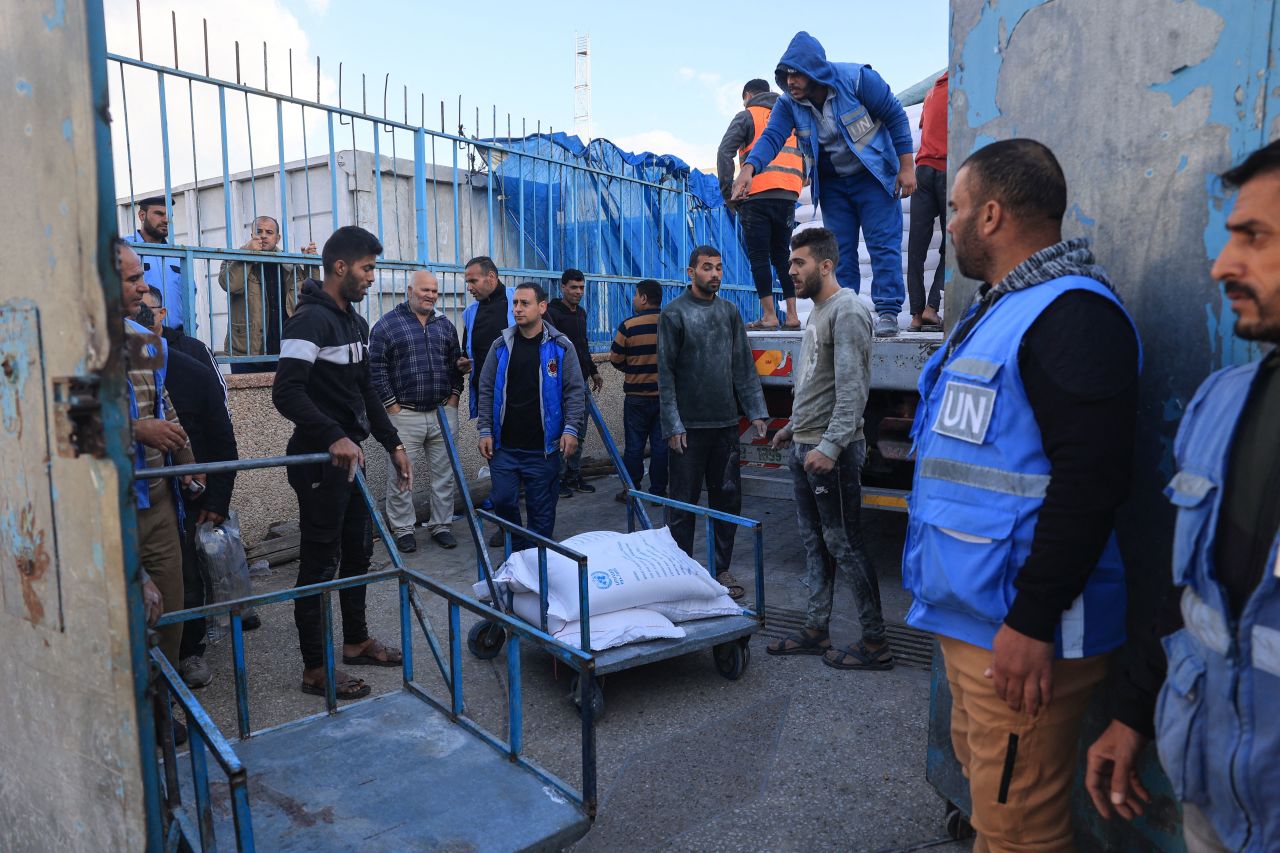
[818,170,905,316]
[490,446,561,549]
[622,395,667,497]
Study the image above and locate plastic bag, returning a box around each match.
[195,510,258,643]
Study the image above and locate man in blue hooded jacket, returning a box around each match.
[732,32,915,338]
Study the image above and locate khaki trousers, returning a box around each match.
[137,484,184,665]
[939,635,1108,853]
[386,406,458,537]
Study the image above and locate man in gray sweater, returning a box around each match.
[658,245,768,598]
[766,227,892,670]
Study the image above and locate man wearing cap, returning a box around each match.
[125,195,187,329]
[732,32,915,338]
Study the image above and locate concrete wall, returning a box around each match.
[226,353,627,546]
[948,1,1279,848]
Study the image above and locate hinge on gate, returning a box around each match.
[53,375,106,458]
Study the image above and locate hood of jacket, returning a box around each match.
[746,91,780,110]
[296,278,347,314]
[774,31,836,90]
[547,297,580,316]
[992,238,1116,300]
[498,321,569,351]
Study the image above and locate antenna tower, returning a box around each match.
[573,33,592,141]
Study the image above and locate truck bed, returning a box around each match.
[749,329,943,392]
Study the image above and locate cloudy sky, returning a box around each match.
[106,0,947,191]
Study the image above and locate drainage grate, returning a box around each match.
[755,604,935,670]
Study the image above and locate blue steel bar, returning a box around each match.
[137,452,329,479]
[507,631,523,758]
[435,407,501,595]
[188,731,215,850]
[182,247,195,340]
[449,603,463,718]
[547,155,555,269]
[474,509,589,562]
[626,489,761,528]
[117,62,137,207]
[399,578,414,685]
[321,593,337,712]
[245,91,259,223]
[156,73,175,254]
[705,517,716,576]
[451,138,461,266]
[156,569,400,627]
[231,612,251,738]
[218,86,233,250]
[485,145,494,256]
[229,775,256,852]
[327,110,340,233]
[581,670,598,817]
[537,547,550,634]
[518,143,525,268]
[586,395,652,529]
[406,581,452,691]
[414,128,429,264]
[373,120,385,244]
[754,525,766,621]
[275,99,289,252]
[156,679,181,805]
[577,555,591,652]
[151,649,245,776]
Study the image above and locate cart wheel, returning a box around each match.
[467,621,506,660]
[569,675,605,719]
[713,640,749,680]
[944,801,974,841]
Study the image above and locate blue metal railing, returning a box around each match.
[137,453,599,849]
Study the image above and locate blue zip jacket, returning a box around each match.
[477,322,585,456]
[903,276,1137,658]
[463,285,516,420]
[1158,358,1280,851]
[124,232,186,329]
[744,31,913,200]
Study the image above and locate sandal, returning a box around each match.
[300,669,371,700]
[766,629,831,656]
[781,320,801,331]
[342,638,404,668]
[747,318,781,331]
[716,571,746,601]
[823,641,894,671]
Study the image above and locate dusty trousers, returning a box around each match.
[939,636,1108,853]
[137,484,184,665]
[666,425,741,574]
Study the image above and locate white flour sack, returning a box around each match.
[528,605,686,651]
[478,527,734,630]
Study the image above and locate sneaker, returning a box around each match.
[172,719,188,747]
[558,483,574,499]
[488,528,507,548]
[179,655,213,689]
[395,533,417,553]
[432,530,458,549]
[242,611,262,631]
[571,477,596,494]
[874,313,899,337]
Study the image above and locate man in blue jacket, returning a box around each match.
[124,195,187,329]
[477,282,586,549]
[1085,141,1280,852]
[732,32,916,338]
[903,140,1140,851]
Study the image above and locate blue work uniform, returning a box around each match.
[125,231,186,329]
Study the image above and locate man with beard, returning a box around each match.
[903,139,1140,851]
[273,225,413,701]
[658,245,768,600]
[765,228,890,670]
[125,195,187,329]
[731,32,916,338]
[547,268,603,497]
[1085,141,1280,852]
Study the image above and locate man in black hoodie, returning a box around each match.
[273,225,413,701]
[547,268,602,496]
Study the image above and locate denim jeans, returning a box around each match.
[667,426,741,575]
[490,446,561,549]
[287,451,374,670]
[561,393,588,481]
[622,395,667,496]
[818,170,905,316]
[738,197,796,301]
[907,164,946,315]
[790,439,885,644]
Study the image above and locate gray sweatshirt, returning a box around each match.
[787,288,872,458]
[658,291,768,438]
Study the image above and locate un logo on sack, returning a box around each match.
[591,571,612,590]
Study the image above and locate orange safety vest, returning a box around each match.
[739,105,804,196]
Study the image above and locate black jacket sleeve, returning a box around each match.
[717,110,755,199]
[1004,291,1140,642]
[445,320,464,395]
[1109,583,1182,738]
[164,350,238,516]
[198,373,238,516]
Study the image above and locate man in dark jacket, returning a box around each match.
[136,298,239,688]
[718,79,803,330]
[273,225,412,702]
[142,286,226,398]
[547,268,602,497]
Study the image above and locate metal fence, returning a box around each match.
[108,12,757,366]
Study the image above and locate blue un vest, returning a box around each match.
[125,319,184,523]
[1157,358,1280,851]
[489,331,570,457]
[903,276,1137,658]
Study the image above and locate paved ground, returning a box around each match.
[180,476,971,852]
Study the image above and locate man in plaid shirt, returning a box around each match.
[370,270,467,551]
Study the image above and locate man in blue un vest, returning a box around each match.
[1085,141,1280,852]
[903,139,1141,851]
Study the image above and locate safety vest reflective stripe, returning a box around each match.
[918,457,1051,499]
[946,356,1002,381]
[740,105,803,195]
[1182,587,1230,656]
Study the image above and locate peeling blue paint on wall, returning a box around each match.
[1149,0,1272,369]
[956,0,1050,129]
[42,0,66,31]
[15,79,32,97]
[62,118,73,141]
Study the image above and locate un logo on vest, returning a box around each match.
[932,381,995,445]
